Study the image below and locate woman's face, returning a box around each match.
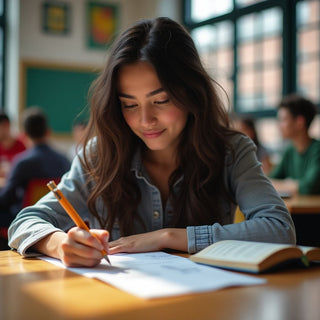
[118,61,188,155]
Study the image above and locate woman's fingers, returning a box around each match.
[60,227,110,267]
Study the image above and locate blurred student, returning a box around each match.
[269,94,320,195]
[68,120,87,160]
[0,112,26,178]
[0,107,70,248]
[235,117,272,174]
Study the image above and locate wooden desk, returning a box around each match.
[1,251,320,320]
[283,195,320,247]
[284,195,320,214]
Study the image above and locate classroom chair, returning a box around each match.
[22,177,60,207]
[0,178,61,250]
[234,206,245,223]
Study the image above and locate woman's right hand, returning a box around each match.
[32,228,109,267]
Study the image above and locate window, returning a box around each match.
[184,0,320,116]
[190,0,233,22]
[0,0,5,108]
[297,0,320,103]
[191,21,234,106]
[237,7,282,112]
[236,0,267,7]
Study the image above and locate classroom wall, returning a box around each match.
[5,0,182,152]
[19,0,181,66]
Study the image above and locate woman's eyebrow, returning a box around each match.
[146,88,164,97]
[118,92,134,99]
[118,88,164,99]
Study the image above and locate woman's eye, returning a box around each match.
[155,99,170,105]
[122,103,137,109]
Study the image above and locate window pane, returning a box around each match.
[299,29,319,56]
[262,67,282,107]
[190,0,233,22]
[192,22,232,49]
[297,0,320,103]
[192,22,234,107]
[237,69,262,112]
[261,7,282,35]
[298,60,320,102]
[238,42,256,66]
[238,70,255,95]
[236,0,267,8]
[297,0,320,26]
[236,8,283,112]
[216,48,233,70]
[238,8,281,40]
[262,37,281,62]
[238,13,256,40]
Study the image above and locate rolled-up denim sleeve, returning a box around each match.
[187,226,214,253]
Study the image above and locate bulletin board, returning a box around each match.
[21,62,99,134]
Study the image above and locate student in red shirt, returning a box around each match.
[0,112,26,177]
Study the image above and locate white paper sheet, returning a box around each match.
[40,252,266,299]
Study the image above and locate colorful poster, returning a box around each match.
[87,2,118,49]
[42,2,70,34]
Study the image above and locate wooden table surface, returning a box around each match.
[283,195,320,247]
[284,195,320,214]
[1,250,320,320]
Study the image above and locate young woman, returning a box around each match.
[8,17,295,267]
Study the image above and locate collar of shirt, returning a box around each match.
[130,149,183,188]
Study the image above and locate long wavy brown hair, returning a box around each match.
[81,17,236,238]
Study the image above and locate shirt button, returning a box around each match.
[153,210,160,219]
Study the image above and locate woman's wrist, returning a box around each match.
[160,228,188,252]
[32,231,67,259]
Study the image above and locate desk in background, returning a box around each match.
[1,250,320,320]
[284,195,320,247]
[284,195,320,214]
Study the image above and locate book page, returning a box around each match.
[298,246,320,261]
[298,245,318,254]
[196,240,294,264]
[40,252,266,299]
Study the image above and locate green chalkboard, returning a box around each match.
[24,64,98,134]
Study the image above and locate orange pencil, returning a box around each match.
[47,180,111,265]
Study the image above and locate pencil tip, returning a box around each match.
[104,255,111,265]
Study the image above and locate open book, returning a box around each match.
[190,240,320,273]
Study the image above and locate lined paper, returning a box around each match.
[41,251,266,299]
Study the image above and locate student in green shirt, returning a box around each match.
[270,94,320,195]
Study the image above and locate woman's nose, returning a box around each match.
[140,106,156,126]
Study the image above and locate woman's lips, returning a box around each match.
[142,129,165,138]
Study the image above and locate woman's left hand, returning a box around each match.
[108,228,188,254]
